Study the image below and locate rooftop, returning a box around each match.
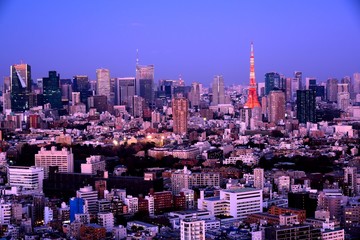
[221,187,260,193]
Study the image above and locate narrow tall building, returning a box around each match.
[294,71,303,90]
[136,64,154,107]
[326,78,338,102]
[353,73,360,96]
[253,168,264,190]
[172,97,189,135]
[10,63,32,112]
[43,71,62,109]
[211,75,225,105]
[265,72,282,95]
[244,42,261,108]
[73,75,90,105]
[344,167,357,196]
[189,82,201,107]
[114,77,136,111]
[337,83,350,111]
[96,69,111,98]
[296,90,316,124]
[268,90,286,124]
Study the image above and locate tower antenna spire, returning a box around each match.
[244,42,261,109]
[136,49,139,66]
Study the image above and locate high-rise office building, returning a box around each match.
[211,75,225,105]
[73,75,90,105]
[294,71,303,90]
[244,43,261,108]
[344,167,357,196]
[3,76,11,92]
[337,83,350,111]
[35,146,74,179]
[132,95,144,118]
[265,72,283,95]
[72,92,81,106]
[172,97,189,135]
[353,73,360,96]
[60,79,72,104]
[305,77,317,90]
[88,95,108,113]
[285,78,292,102]
[96,69,111,98]
[268,90,286,124]
[326,78,338,102]
[136,64,154,107]
[3,76,11,114]
[180,218,205,240]
[257,82,265,97]
[114,77,136,112]
[253,168,264,190]
[189,82,201,107]
[342,76,353,98]
[10,63,32,112]
[296,90,316,124]
[291,77,300,102]
[43,71,62,109]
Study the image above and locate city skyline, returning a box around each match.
[1,1,360,86]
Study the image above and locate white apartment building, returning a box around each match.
[197,196,228,217]
[198,188,263,219]
[76,185,98,215]
[277,176,291,192]
[98,212,114,232]
[44,206,53,224]
[171,166,220,195]
[7,166,44,192]
[321,229,344,240]
[190,172,220,188]
[35,146,74,179]
[112,225,127,240]
[145,195,155,216]
[75,213,90,224]
[171,167,192,195]
[220,188,263,219]
[181,188,195,209]
[0,201,11,225]
[180,218,205,240]
[223,154,259,166]
[81,155,106,174]
[124,195,138,214]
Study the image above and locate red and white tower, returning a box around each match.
[244,42,261,108]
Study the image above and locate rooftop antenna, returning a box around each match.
[136,49,139,66]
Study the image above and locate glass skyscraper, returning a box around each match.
[265,72,285,95]
[10,63,32,112]
[96,68,111,98]
[73,75,90,105]
[43,71,62,109]
[136,64,154,107]
[296,90,316,123]
[114,77,135,112]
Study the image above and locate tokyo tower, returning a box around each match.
[244,42,261,108]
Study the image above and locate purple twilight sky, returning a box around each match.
[1,0,360,86]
